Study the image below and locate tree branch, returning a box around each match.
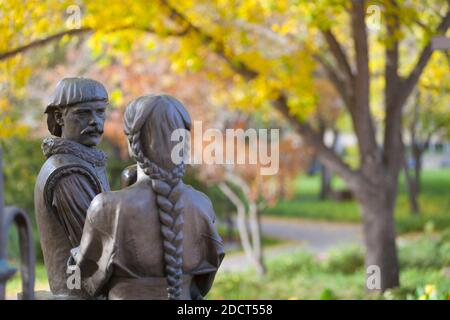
[160,0,258,80]
[160,0,360,187]
[383,7,449,173]
[321,29,354,83]
[350,0,379,162]
[0,25,192,62]
[0,28,92,61]
[399,9,450,107]
[383,0,403,172]
[385,0,400,105]
[218,181,255,266]
[313,53,350,106]
[273,94,360,189]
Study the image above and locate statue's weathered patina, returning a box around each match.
[70,95,224,300]
[34,77,110,297]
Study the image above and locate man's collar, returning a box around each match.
[42,136,107,167]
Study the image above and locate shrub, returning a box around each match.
[399,229,450,269]
[407,284,449,300]
[322,245,365,274]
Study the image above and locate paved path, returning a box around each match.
[219,216,363,273]
[260,216,363,253]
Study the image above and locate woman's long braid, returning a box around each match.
[130,132,186,300]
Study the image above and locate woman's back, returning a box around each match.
[72,94,224,299]
[75,178,224,299]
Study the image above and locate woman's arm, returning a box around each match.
[71,194,116,298]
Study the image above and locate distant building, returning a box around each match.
[422,139,450,169]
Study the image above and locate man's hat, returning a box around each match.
[45,77,109,137]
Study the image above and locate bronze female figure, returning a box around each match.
[71,94,224,300]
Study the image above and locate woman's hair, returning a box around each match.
[124,94,191,299]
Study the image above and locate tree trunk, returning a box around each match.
[317,121,330,200]
[278,173,287,199]
[319,164,332,200]
[356,177,400,291]
[319,129,338,200]
[218,182,266,275]
[248,201,266,274]
[403,155,420,215]
[401,143,424,215]
[412,145,423,194]
[225,210,235,242]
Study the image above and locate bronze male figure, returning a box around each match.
[34,77,110,296]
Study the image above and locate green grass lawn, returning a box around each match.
[8,230,450,300]
[6,262,49,299]
[208,230,450,300]
[5,169,449,299]
[263,169,450,234]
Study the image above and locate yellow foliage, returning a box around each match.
[0,115,29,139]
[0,0,448,134]
[110,89,123,108]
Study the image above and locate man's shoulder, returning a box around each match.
[47,152,93,168]
[38,153,89,177]
[36,153,103,199]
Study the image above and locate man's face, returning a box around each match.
[57,101,107,147]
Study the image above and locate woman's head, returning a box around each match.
[123,94,191,299]
[124,94,191,178]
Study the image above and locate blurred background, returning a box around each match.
[0,0,449,299]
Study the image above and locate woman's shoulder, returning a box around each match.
[87,181,152,221]
[86,190,118,225]
[181,184,216,224]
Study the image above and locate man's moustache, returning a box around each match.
[81,127,103,135]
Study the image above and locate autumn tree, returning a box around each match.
[1,0,449,291]
[148,0,449,291]
[307,79,343,200]
[402,53,449,214]
[197,115,309,274]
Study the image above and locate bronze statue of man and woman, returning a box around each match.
[34,77,224,300]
